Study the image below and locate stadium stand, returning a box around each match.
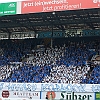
[0,38,100,84]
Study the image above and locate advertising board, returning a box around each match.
[0,91,40,99]
[95,92,100,100]
[41,92,95,100]
[21,0,100,14]
[0,98,29,100]
[0,0,26,3]
[0,2,17,16]
[0,99,46,100]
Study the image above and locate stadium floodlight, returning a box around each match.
[52,12,55,15]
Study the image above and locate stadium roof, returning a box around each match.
[0,8,100,34]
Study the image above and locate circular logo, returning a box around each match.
[2,91,9,98]
[46,91,56,99]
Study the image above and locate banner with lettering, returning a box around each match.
[0,2,17,16]
[0,90,40,99]
[0,83,100,92]
[21,0,100,14]
[0,98,29,100]
[41,92,95,100]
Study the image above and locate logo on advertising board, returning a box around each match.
[46,91,56,100]
[43,92,95,100]
[8,3,15,8]
[2,91,9,98]
[95,92,100,100]
[13,91,39,98]
[0,91,40,99]
[0,2,17,16]
[0,98,27,100]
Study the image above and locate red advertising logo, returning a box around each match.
[46,91,56,99]
[2,91,9,98]
[21,0,100,14]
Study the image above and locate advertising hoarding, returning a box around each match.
[0,91,40,99]
[0,88,99,100]
[0,91,97,100]
[0,98,28,100]
[83,29,100,37]
[0,33,8,40]
[41,92,95,100]
[0,99,46,100]
[10,32,35,39]
[21,0,100,14]
[0,0,27,3]
[0,2,17,16]
[95,92,100,100]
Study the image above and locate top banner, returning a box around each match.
[0,0,27,3]
[0,2,17,16]
[21,0,100,14]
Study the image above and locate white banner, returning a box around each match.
[0,0,27,3]
[0,91,40,99]
[41,92,95,100]
[0,82,100,92]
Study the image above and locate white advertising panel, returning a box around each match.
[0,91,40,99]
[0,98,29,100]
[0,0,26,3]
[41,92,95,100]
[0,98,45,100]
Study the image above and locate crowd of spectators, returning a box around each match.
[0,64,19,81]
[43,65,90,83]
[82,65,100,84]
[0,38,100,84]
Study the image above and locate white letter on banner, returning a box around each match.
[77,84,86,92]
[0,83,4,90]
[54,84,61,91]
[65,84,73,92]
[26,84,37,91]
[14,84,21,91]
[48,84,55,91]
[41,84,49,91]
[60,84,65,91]
[98,85,100,92]
[92,85,100,92]
[27,84,32,91]
[71,85,78,92]
[7,83,15,91]
[20,83,27,91]
[60,84,72,91]
[31,84,37,91]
